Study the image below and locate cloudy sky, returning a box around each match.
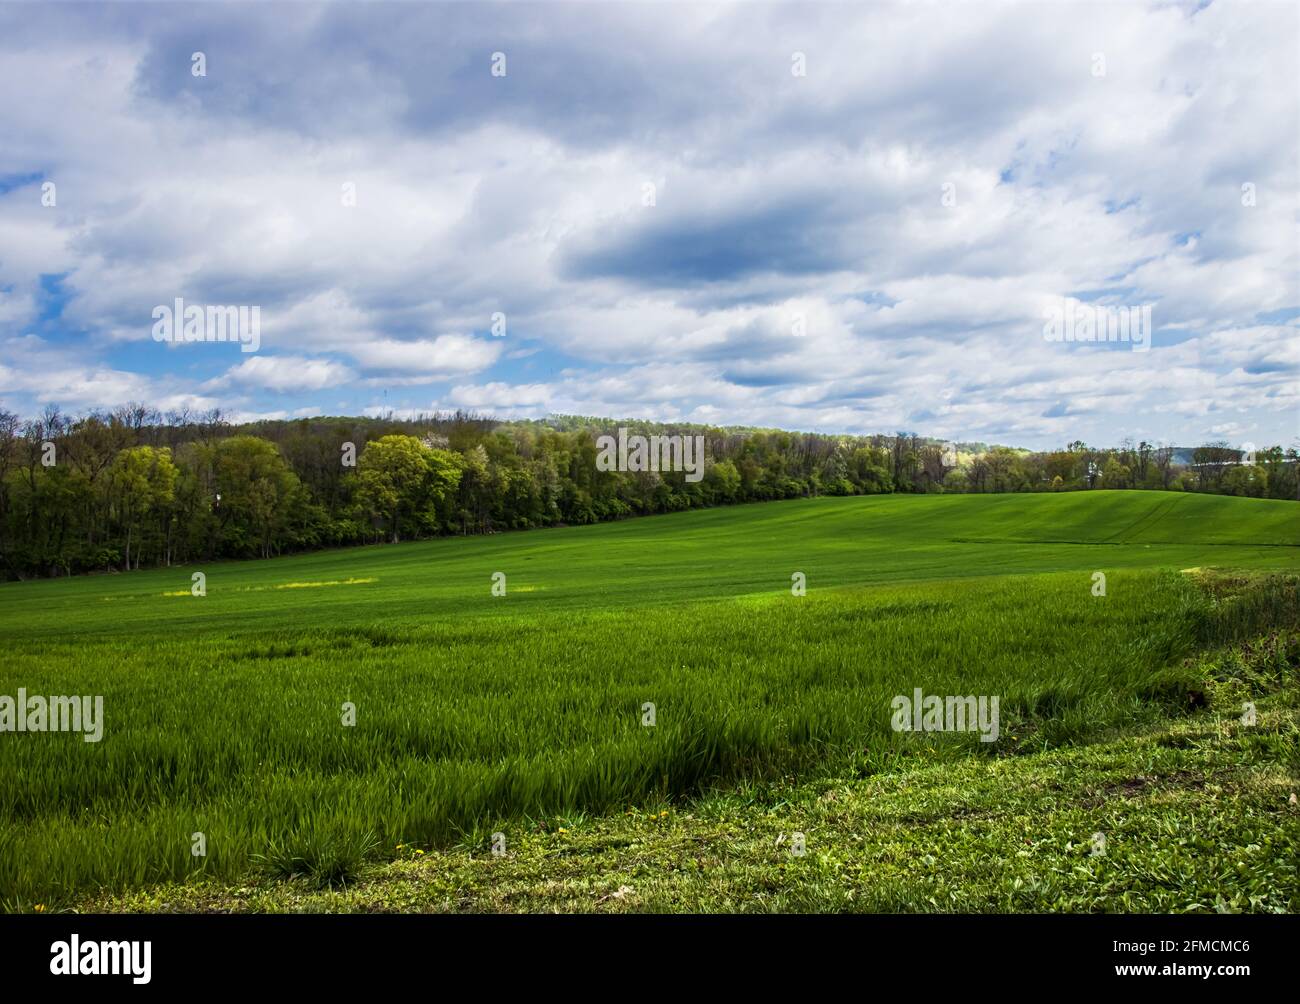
[0,0,1296,449]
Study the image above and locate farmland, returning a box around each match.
[2,490,1298,910]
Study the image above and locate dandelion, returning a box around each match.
[558,827,569,833]
[415,849,425,855]
[34,904,45,913]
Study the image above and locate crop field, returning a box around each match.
[2,490,1298,910]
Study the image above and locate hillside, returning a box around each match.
[3,491,1297,641]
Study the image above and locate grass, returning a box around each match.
[1,490,1297,911]
[79,691,1300,914]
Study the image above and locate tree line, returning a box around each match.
[0,403,1294,579]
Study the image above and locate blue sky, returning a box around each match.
[0,0,1296,450]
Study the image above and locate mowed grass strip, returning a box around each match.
[0,492,1297,907]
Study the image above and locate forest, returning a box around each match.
[0,403,1295,579]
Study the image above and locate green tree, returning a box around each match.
[1101,456,1131,489]
[705,459,741,502]
[1222,464,1266,498]
[213,436,306,558]
[357,435,462,542]
[108,445,178,570]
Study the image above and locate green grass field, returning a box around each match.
[2,490,1298,911]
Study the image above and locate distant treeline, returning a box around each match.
[0,403,1295,579]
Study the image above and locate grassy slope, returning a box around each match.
[84,693,1300,914]
[2,491,1298,911]
[3,491,1298,637]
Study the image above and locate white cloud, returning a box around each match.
[210,355,355,393]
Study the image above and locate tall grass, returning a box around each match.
[0,569,1227,905]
